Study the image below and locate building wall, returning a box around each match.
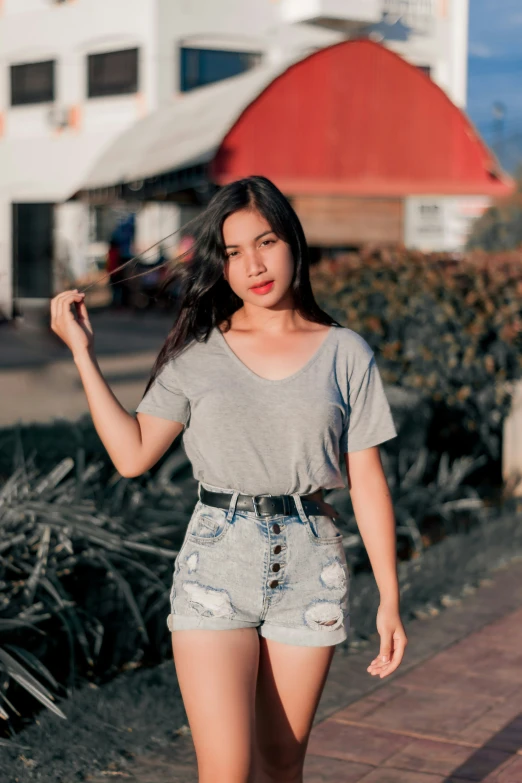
[0,0,470,315]
[0,0,157,313]
[156,0,343,105]
[0,0,158,197]
[292,194,403,246]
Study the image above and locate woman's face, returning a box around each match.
[222,208,294,308]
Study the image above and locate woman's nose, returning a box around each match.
[245,250,266,274]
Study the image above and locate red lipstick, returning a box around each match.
[250,281,274,295]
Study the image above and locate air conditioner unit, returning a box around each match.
[48,105,69,129]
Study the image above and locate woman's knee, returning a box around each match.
[256,739,306,780]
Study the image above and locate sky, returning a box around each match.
[467,0,522,144]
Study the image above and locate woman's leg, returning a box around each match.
[253,637,336,783]
[171,628,260,783]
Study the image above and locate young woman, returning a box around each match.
[50,175,407,783]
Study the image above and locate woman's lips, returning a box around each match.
[250,281,274,295]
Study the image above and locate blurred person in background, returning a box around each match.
[112,214,136,308]
[106,238,126,310]
[49,175,406,783]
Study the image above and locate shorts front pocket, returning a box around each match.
[304,513,343,545]
[188,501,231,545]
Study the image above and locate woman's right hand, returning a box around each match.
[50,289,94,358]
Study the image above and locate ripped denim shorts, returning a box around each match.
[167,481,351,647]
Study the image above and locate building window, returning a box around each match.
[88,48,139,98]
[180,47,262,92]
[11,60,55,106]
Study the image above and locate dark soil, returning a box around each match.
[1,658,187,783]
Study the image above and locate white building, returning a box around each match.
[0,0,469,318]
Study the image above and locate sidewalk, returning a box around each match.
[0,310,172,427]
[0,309,175,369]
[86,558,522,782]
[0,348,156,427]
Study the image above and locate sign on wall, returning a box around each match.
[404,195,491,251]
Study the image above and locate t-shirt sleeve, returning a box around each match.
[135,360,190,426]
[340,354,397,453]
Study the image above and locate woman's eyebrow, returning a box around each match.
[225,230,274,249]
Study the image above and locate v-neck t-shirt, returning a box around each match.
[135,325,398,496]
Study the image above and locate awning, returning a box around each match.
[74,58,296,196]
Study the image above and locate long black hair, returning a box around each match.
[141,175,341,397]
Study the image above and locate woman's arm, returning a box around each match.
[51,290,183,477]
[344,445,407,677]
[345,446,399,607]
[74,349,183,477]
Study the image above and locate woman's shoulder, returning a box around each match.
[162,328,219,371]
[332,325,374,364]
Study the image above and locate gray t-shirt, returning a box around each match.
[135,325,397,496]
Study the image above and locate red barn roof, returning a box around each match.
[211,39,513,197]
[77,39,513,200]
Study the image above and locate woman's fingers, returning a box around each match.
[53,289,75,321]
[50,289,92,356]
[367,655,391,674]
[380,645,405,677]
[65,292,85,321]
[367,632,393,670]
[57,292,77,322]
[75,298,90,325]
[55,293,64,321]
[367,632,408,678]
[51,289,68,311]
[51,290,85,331]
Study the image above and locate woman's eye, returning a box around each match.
[261,239,275,247]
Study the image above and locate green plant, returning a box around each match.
[467,171,522,251]
[0,436,194,733]
[326,448,489,571]
[312,248,522,463]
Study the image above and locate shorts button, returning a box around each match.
[272,563,280,572]
[273,545,282,554]
[272,523,281,534]
[269,579,279,588]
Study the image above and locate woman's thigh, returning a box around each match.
[171,627,260,783]
[254,636,336,777]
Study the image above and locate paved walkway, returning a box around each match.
[304,608,522,781]
[86,558,522,782]
[0,310,172,427]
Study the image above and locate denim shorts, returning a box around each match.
[167,481,351,647]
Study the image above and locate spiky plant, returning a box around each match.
[326,448,490,570]
[0,438,195,733]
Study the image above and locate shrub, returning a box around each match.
[467,172,522,251]
[0,440,195,736]
[311,248,522,471]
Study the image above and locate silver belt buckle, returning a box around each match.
[252,495,263,517]
[252,494,271,517]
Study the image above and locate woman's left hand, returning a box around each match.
[367,603,408,678]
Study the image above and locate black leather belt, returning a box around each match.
[199,486,326,518]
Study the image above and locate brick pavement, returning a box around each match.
[85,558,522,783]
